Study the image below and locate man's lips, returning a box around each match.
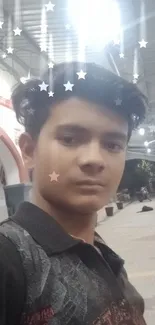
[75,179,105,187]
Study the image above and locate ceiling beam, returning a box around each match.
[0,42,30,74]
[22,29,49,61]
[0,59,19,82]
[3,2,45,59]
[129,0,149,98]
[2,9,35,73]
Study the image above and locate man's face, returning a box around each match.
[24,98,128,214]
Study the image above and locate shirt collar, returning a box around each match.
[12,202,81,255]
[11,202,124,274]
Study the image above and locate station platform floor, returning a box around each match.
[96,199,155,325]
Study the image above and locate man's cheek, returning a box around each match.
[110,164,124,184]
[116,166,125,179]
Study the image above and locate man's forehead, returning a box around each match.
[48,97,128,136]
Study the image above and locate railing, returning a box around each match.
[0,97,12,109]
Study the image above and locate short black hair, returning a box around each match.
[11,61,147,140]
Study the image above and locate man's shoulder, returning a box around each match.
[0,223,26,325]
[0,218,27,267]
[0,220,21,261]
[118,267,145,315]
[0,218,16,251]
[0,230,24,281]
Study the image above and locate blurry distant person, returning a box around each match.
[0,62,147,324]
[141,186,152,201]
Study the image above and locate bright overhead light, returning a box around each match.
[147,148,151,154]
[144,141,149,147]
[68,0,121,48]
[138,128,145,136]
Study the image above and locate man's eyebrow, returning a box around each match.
[103,132,128,142]
[55,124,128,141]
[56,124,88,132]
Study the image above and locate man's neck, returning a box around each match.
[32,192,96,245]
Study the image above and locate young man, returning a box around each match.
[0,62,147,324]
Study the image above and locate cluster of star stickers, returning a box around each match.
[20,98,35,116]
[113,37,147,85]
[0,20,22,56]
[37,71,124,123]
[0,0,148,91]
[38,81,54,97]
[116,38,148,60]
[22,66,139,133]
[38,69,87,97]
[132,71,139,84]
[0,2,55,58]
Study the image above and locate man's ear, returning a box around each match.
[19,133,36,170]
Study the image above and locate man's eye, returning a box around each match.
[63,135,75,144]
[104,142,124,152]
[59,134,79,146]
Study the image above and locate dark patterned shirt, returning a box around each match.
[0,202,147,325]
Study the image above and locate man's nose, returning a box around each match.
[78,142,106,175]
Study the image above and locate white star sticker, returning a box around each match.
[45,1,55,11]
[39,81,49,91]
[76,70,87,80]
[133,79,137,84]
[139,39,148,48]
[48,62,54,68]
[65,24,71,30]
[13,27,22,36]
[27,108,35,115]
[119,53,124,59]
[63,81,74,91]
[0,21,3,29]
[7,47,14,54]
[49,171,59,182]
[2,53,7,59]
[115,98,122,106]
[40,44,47,52]
[48,91,54,97]
[133,73,139,79]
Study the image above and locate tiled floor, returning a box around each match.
[96,199,155,325]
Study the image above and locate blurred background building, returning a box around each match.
[0,0,155,216]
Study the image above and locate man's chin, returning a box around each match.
[70,195,106,214]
